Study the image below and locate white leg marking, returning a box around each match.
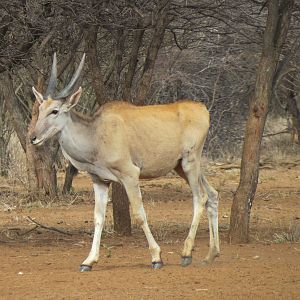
[182,185,207,257]
[203,175,220,263]
[181,157,208,258]
[82,182,109,267]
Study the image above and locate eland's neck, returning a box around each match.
[59,110,97,163]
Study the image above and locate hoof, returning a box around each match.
[181,256,192,267]
[80,265,92,272]
[201,252,220,266]
[152,261,164,269]
[200,260,209,266]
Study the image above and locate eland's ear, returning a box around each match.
[32,87,44,104]
[64,87,82,110]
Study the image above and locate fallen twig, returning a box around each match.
[219,164,240,170]
[27,216,73,236]
[218,163,274,170]
[17,225,38,236]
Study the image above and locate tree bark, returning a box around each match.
[62,163,78,194]
[112,182,132,236]
[112,28,125,99]
[1,75,27,152]
[123,27,145,101]
[0,96,11,177]
[0,136,7,177]
[84,25,108,106]
[229,0,294,243]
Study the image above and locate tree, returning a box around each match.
[229,0,295,243]
[0,88,13,177]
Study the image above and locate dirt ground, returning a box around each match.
[0,162,299,299]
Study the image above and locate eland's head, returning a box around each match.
[31,53,85,146]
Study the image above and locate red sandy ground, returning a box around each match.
[0,163,299,299]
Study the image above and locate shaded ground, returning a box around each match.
[0,163,299,299]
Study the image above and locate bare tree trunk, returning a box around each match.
[123,27,145,101]
[62,163,78,194]
[84,25,108,106]
[229,0,294,243]
[112,28,125,98]
[112,183,132,236]
[0,96,11,177]
[1,75,27,152]
[0,138,6,177]
[0,134,9,177]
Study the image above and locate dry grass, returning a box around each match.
[272,223,300,244]
[252,220,300,244]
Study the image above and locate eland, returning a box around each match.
[31,54,220,271]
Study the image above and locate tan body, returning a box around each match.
[32,68,220,271]
[60,101,209,181]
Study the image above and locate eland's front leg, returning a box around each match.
[121,173,163,269]
[80,179,110,272]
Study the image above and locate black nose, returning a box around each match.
[31,136,37,144]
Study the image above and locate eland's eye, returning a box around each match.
[51,109,59,115]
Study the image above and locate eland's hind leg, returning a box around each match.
[180,157,208,267]
[202,174,220,264]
